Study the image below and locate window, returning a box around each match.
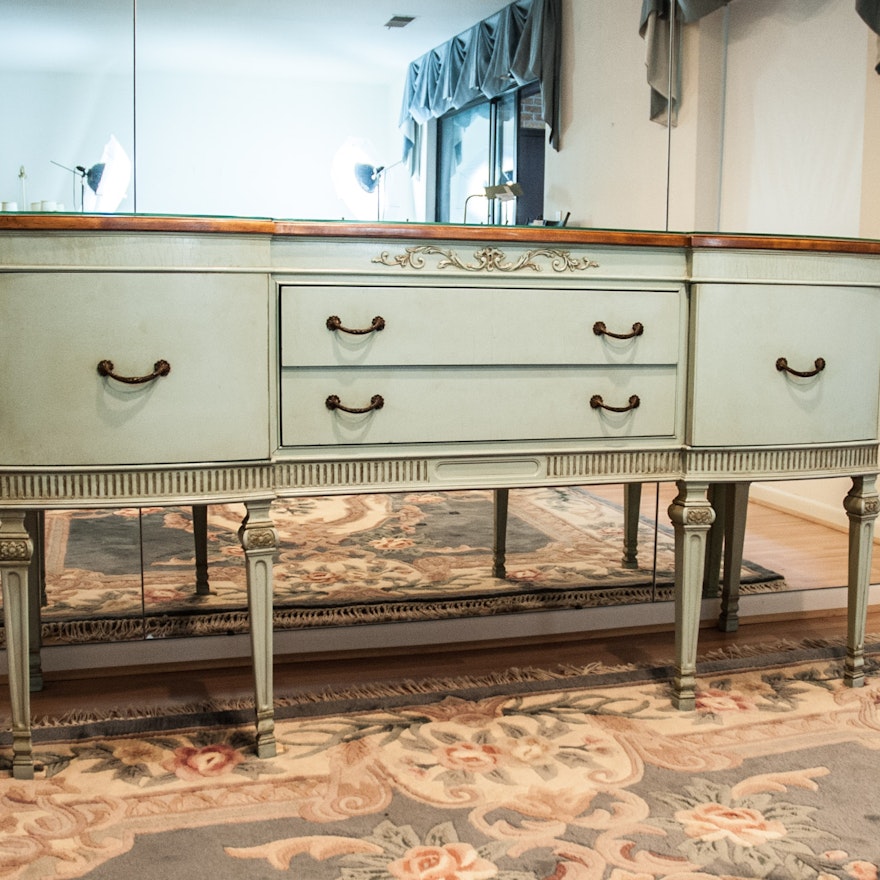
[436,83,544,226]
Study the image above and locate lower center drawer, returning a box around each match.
[280,366,678,446]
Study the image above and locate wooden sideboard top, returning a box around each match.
[3,214,880,255]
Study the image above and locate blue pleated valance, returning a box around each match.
[399,0,561,157]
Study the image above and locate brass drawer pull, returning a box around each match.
[593,320,644,340]
[326,315,386,335]
[590,393,640,413]
[97,359,171,385]
[776,356,826,378]
[325,394,385,414]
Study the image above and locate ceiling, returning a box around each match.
[0,0,511,82]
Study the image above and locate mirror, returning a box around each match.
[667,0,880,238]
[0,0,134,214]
[1,1,877,233]
[0,0,673,228]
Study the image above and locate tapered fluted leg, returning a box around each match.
[702,484,724,598]
[25,510,44,692]
[492,488,509,578]
[0,510,35,779]
[668,481,715,710]
[239,500,277,758]
[717,482,750,633]
[843,475,879,688]
[192,504,210,595]
[622,482,642,569]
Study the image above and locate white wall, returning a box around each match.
[718,0,868,236]
[542,0,670,231]
[860,33,880,237]
[0,58,408,220]
[0,71,134,211]
[135,71,404,219]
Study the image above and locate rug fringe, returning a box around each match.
[28,635,879,733]
[9,577,788,647]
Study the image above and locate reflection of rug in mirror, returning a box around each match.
[14,486,785,644]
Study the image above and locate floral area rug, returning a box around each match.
[2,643,879,879]
[4,486,784,645]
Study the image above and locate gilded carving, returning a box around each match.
[0,539,30,561]
[685,508,714,526]
[242,528,277,551]
[373,245,599,273]
[844,493,880,518]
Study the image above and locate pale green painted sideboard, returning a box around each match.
[1,216,878,779]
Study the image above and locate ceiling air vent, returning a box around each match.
[384,15,416,28]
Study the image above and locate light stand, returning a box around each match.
[51,161,103,212]
[354,160,404,221]
[463,182,523,224]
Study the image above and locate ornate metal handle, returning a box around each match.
[326,315,386,335]
[97,359,171,384]
[325,394,385,414]
[775,356,826,378]
[593,321,644,340]
[590,394,640,413]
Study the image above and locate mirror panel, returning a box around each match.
[668,0,880,237]
[0,0,134,213]
[134,0,419,219]
[0,0,673,228]
[719,0,869,237]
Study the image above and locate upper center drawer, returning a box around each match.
[280,285,682,367]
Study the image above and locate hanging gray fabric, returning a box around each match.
[639,0,729,124]
[399,0,561,161]
[641,0,880,124]
[856,0,880,33]
[856,0,880,70]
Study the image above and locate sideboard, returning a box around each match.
[2,216,879,779]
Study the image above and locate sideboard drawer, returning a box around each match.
[0,273,270,466]
[689,284,880,446]
[280,285,682,367]
[280,366,677,446]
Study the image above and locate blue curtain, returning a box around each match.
[399,0,561,160]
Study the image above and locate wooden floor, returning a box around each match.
[16,485,880,720]
[23,604,880,722]
[596,481,880,590]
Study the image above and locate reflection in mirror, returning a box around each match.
[668,0,880,237]
[3,0,879,233]
[25,476,880,647]
[34,485,666,646]
[0,0,134,213]
[0,0,674,229]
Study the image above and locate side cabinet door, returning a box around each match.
[0,273,270,466]
[689,283,880,447]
